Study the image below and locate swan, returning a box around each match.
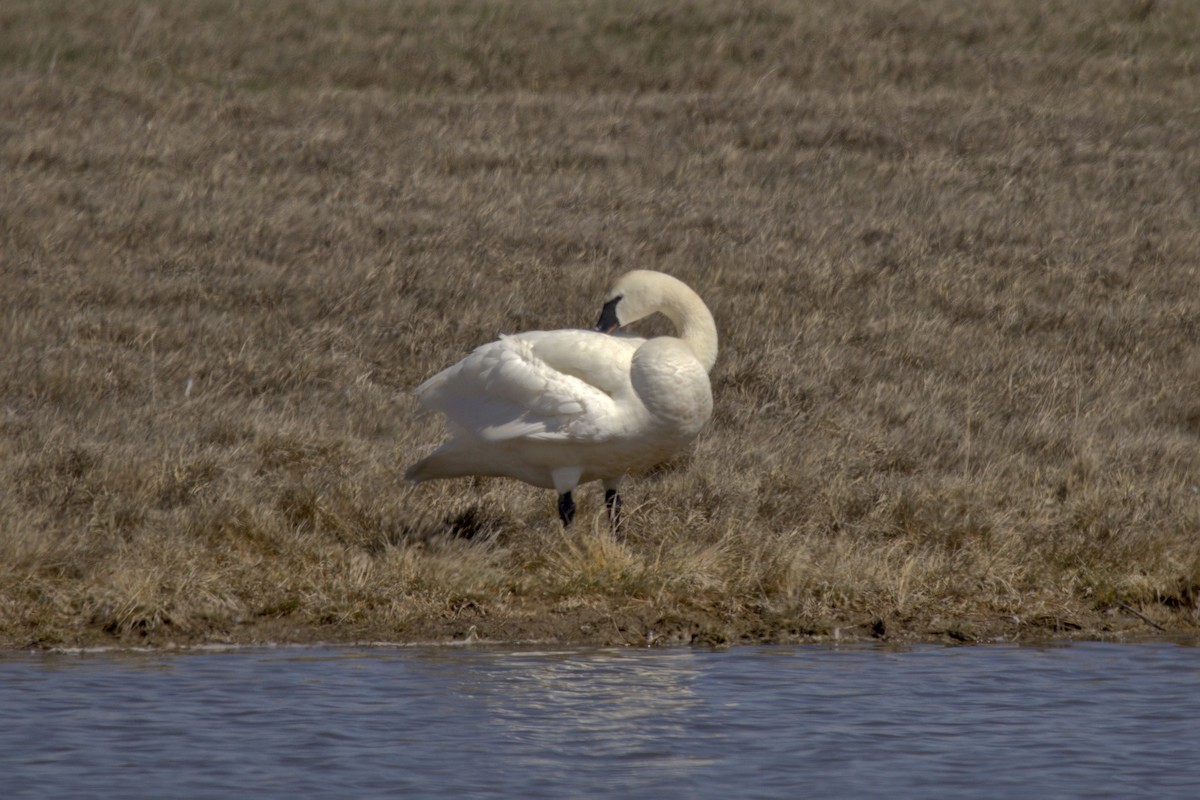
[405,270,718,530]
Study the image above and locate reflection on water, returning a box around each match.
[2,641,1199,799]
[461,649,712,772]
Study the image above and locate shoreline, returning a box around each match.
[7,603,1196,654]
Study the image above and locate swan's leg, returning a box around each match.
[551,467,584,528]
[604,489,623,535]
[602,477,624,536]
[558,492,576,527]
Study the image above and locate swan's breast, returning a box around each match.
[630,338,713,438]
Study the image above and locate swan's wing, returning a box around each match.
[520,329,643,397]
[414,331,634,443]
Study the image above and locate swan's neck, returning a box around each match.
[662,293,718,373]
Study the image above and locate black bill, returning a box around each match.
[594,296,621,333]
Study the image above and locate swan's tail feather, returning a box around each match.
[405,445,480,484]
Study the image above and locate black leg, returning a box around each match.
[605,489,622,536]
[558,492,575,527]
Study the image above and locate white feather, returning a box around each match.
[413,330,636,443]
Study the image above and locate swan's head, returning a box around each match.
[594,270,670,334]
[593,269,718,372]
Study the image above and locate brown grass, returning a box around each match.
[2,0,1199,649]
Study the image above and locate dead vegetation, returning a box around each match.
[1,0,1198,649]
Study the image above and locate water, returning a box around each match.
[2,641,1198,799]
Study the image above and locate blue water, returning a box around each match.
[2,641,1198,799]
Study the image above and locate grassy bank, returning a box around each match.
[2,0,1198,649]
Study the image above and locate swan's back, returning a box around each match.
[414,329,642,444]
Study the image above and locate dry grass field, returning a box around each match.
[2,0,1198,649]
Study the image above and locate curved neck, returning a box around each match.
[662,291,719,373]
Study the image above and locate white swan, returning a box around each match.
[405,270,718,529]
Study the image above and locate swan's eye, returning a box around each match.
[595,295,622,334]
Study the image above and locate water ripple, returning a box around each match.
[1,641,1198,799]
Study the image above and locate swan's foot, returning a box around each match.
[605,489,623,537]
[558,492,576,527]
